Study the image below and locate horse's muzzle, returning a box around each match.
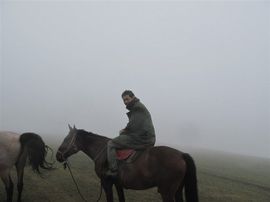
[56,151,65,163]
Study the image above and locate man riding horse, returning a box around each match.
[57,91,198,201]
[106,90,156,176]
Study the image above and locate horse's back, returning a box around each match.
[127,145,185,173]
[147,145,185,161]
[150,145,183,154]
[0,131,21,150]
[118,145,187,189]
[144,146,187,180]
[127,145,185,169]
[0,131,21,174]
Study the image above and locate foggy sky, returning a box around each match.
[0,1,269,158]
[0,2,2,130]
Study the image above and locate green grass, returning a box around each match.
[1,146,270,202]
[192,149,270,202]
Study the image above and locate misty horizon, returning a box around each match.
[0,1,269,158]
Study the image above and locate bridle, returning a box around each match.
[57,131,102,202]
[56,131,78,161]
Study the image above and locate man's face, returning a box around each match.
[122,95,135,106]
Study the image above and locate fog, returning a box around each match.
[0,1,269,158]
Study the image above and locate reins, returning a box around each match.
[93,145,107,162]
[63,159,88,202]
[62,149,104,202]
[59,131,108,202]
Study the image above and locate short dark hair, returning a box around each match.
[121,90,135,98]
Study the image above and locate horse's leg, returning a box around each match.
[175,185,184,202]
[16,150,27,202]
[158,184,178,202]
[160,193,175,202]
[1,173,14,202]
[114,182,125,202]
[101,179,114,202]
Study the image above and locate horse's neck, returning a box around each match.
[80,134,108,161]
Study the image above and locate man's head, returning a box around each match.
[121,90,135,106]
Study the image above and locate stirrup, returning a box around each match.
[106,169,118,177]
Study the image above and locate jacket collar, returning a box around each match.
[126,97,140,111]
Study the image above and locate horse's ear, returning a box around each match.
[73,125,77,130]
[68,124,72,131]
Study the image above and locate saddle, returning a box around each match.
[116,149,135,160]
[115,149,144,163]
[115,146,152,163]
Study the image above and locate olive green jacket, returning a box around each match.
[113,99,156,149]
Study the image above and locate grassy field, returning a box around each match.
[1,146,270,202]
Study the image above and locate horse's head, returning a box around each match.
[56,124,81,162]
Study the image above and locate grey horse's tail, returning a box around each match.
[19,133,54,173]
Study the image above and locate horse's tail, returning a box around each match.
[19,133,54,173]
[183,153,199,202]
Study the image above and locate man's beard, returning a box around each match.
[126,97,139,110]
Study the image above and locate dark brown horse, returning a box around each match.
[56,125,199,202]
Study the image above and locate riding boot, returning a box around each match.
[107,140,118,176]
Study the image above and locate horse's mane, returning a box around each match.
[77,129,111,142]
